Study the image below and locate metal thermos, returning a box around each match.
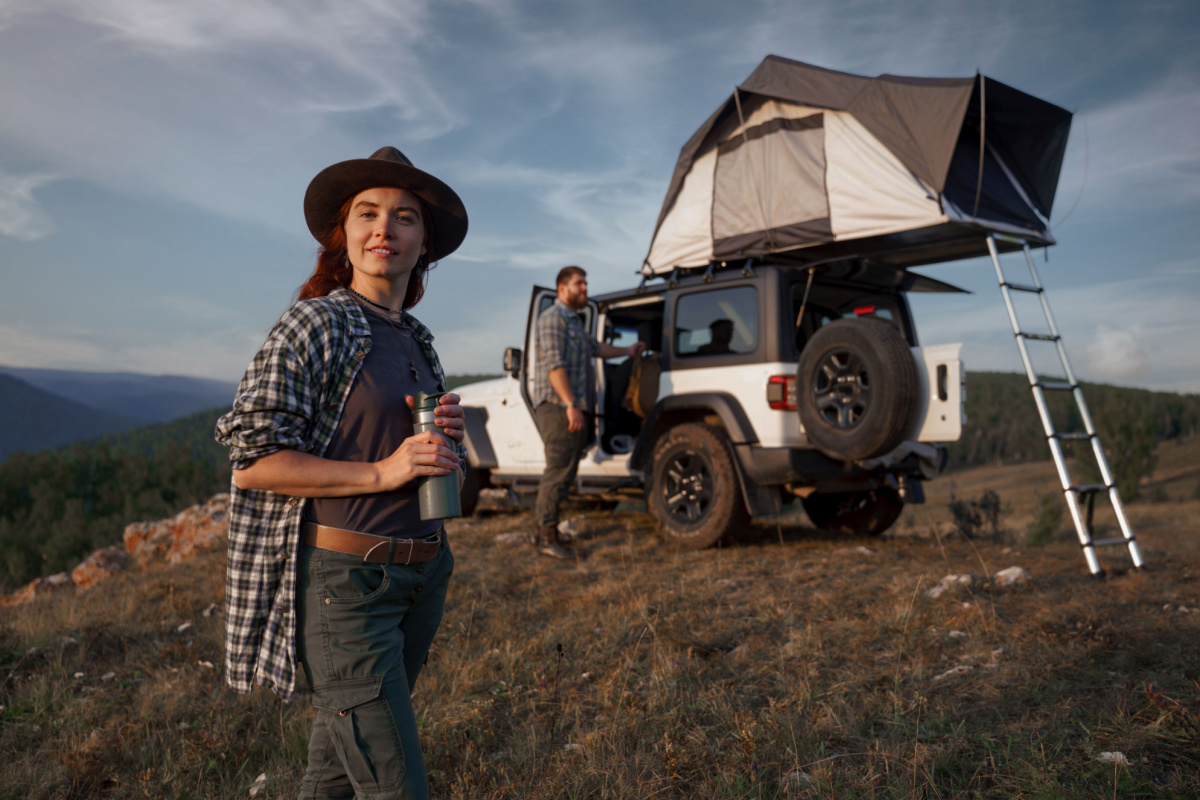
[413,391,462,520]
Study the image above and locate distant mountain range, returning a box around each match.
[0,366,238,461]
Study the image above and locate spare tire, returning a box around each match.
[796,318,919,461]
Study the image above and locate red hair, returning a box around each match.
[296,193,437,309]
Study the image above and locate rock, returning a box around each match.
[992,566,1030,587]
[71,545,128,590]
[1096,751,1129,767]
[926,574,972,599]
[557,519,580,540]
[248,772,268,798]
[932,665,973,682]
[2,493,230,606]
[0,572,73,606]
[494,532,531,546]
[124,494,229,567]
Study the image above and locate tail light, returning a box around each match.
[767,375,796,410]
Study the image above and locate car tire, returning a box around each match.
[796,318,919,461]
[647,423,750,549]
[801,487,904,536]
[460,467,483,517]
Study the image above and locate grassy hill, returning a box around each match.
[1,372,1195,594]
[1,470,1197,798]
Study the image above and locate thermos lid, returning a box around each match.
[413,391,440,412]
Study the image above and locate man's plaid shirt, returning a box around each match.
[214,288,463,700]
[533,298,600,409]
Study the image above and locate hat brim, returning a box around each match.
[304,159,468,261]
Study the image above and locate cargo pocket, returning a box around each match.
[311,676,406,793]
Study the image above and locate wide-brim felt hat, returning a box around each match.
[304,146,468,261]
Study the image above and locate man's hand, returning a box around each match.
[566,405,585,433]
[628,341,647,357]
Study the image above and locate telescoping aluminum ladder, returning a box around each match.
[986,233,1144,576]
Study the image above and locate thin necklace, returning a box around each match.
[346,286,420,382]
[347,286,401,316]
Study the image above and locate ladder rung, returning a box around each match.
[1071,484,1111,495]
[1052,432,1092,441]
[1089,537,1136,548]
[1036,381,1075,391]
[1018,332,1059,341]
[1002,281,1042,293]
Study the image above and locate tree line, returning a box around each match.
[0,409,232,593]
[0,373,1196,592]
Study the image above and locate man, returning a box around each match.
[697,318,735,355]
[532,266,645,558]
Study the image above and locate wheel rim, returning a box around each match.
[662,449,713,524]
[812,347,870,429]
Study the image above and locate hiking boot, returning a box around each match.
[534,525,578,560]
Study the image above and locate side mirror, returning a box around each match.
[503,347,522,378]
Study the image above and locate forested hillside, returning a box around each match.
[948,372,1200,472]
[1,373,1195,593]
[0,408,231,593]
[0,374,139,460]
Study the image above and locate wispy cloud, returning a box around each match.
[0,169,56,240]
[456,159,663,273]
[1056,75,1200,213]
[0,318,267,382]
[911,267,1200,392]
[0,0,459,234]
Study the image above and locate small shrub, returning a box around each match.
[1027,492,1064,545]
[949,489,1003,541]
[1145,485,1170,504]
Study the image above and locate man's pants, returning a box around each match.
[296,536,453,800]
[535,403,589,530]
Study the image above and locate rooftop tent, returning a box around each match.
[643,56,1073,275]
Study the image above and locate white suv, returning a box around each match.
[456,260,964,547]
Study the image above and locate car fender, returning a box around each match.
[630,390,758,466]
[461,406,498,469]
[632,392,781,517]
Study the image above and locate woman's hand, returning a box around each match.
[375,392,464,490]
[376,428,460,490]
[411,392,465,445]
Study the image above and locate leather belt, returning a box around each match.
[302,522,442,565]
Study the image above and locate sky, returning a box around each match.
[0,0,1197,393]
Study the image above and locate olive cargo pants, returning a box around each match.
[296,538,453,800]
[535,403,589,529]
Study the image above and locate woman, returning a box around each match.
[215,146,469,800]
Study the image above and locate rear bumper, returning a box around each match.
[733,443,947,495]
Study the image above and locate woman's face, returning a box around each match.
[343,186,426,288]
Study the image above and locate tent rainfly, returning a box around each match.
[643,55,1073,276]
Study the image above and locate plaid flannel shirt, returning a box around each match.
[533,299,600,409]
[214,287,463,700]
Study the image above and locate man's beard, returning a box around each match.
[566,290,587,309]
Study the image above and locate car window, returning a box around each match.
[675,286,758,357]
[792,284,904,351]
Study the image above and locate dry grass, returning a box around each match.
[3,449,1200,799]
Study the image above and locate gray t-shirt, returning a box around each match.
[308,301,443,538]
